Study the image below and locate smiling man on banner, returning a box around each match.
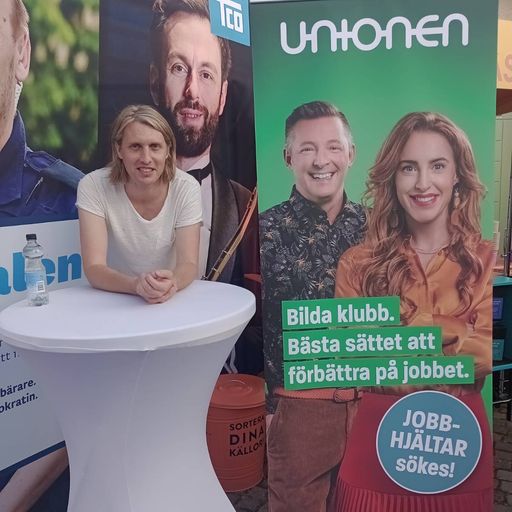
[148,0,261,374]
[260,101,366,511]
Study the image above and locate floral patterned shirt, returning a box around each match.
[259,187,366,411]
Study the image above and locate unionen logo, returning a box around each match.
[280,13,469,55]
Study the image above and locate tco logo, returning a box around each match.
[210,0,250,46]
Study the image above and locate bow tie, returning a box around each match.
[188,165,212,184]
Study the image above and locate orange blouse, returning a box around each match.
[335,239,494,396]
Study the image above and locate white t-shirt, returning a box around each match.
[76,167,202,276]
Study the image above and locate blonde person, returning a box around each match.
[333,112,493,511]
[77,105,201,301]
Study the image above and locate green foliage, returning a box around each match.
[19,0,99,171]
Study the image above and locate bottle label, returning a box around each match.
[25,270,46,293]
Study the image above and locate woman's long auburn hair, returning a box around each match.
[358,112,486,319]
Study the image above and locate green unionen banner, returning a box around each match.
[252,0,497,508]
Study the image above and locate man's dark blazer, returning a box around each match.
[207,164,262,374]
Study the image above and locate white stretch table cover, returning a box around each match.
[0,281,255,512]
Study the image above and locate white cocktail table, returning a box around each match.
[0,281,255,512]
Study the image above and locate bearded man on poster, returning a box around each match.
[149,0,261,374]
[0,0,83,226]
[260,101,366,511]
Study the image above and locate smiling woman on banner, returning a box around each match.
[77,105,201,303]
[332,112,493,511]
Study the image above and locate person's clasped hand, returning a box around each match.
[135,270,178,304]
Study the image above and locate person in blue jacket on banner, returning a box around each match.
[0,0,83,227]
[0,1,80,510]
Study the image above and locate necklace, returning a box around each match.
[410,241,449,255]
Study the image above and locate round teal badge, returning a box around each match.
[376,390,482,494]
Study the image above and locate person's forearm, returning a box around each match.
[85,264,137,295]
[0,449,68,512]
[173,262,197,291]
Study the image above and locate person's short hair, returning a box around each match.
[150,0,232,82]
[285,101,353,149]
[11,0,29,38]
[109,105,177,184]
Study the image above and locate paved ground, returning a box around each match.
[228,404,512,512]
[228,478,267,512]
[494,403,512,511]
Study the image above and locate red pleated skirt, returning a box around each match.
[332,392,493,512]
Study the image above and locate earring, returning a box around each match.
[453,186,461,209]
[390,209,400,229]
[450,186,462,228]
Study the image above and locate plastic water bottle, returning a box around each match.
[23,234,49,306]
